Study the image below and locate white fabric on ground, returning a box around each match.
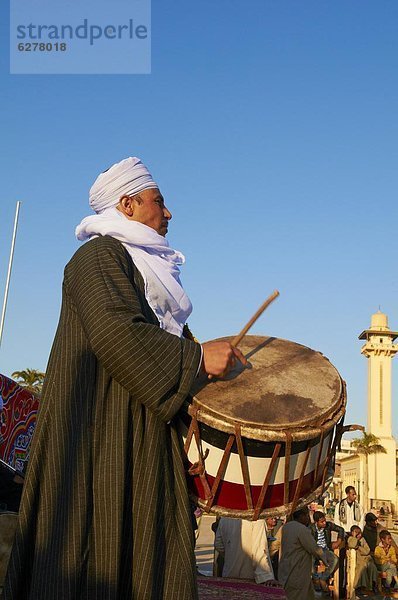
[214,517,274,584]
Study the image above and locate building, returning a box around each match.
[333,440,365,503]
[336,311,398,514]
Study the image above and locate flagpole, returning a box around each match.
[0,201,21,348]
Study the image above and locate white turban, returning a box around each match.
[89,157,158,213]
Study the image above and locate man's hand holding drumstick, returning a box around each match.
[201,341,248,378]
[199,290,280,379]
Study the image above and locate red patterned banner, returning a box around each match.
[0,374,39,474]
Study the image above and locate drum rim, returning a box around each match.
[185,387,346,442]
[188,335,346,441]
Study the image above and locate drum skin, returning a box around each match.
[180,335,346,519]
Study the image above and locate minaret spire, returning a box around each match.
[359,312,398,437]
[359,312,398,507]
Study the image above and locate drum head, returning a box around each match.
[191,335,343,430]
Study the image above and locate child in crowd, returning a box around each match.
[347,525,378,596]
[374,529,398,590]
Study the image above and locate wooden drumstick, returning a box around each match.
[232,290,280,348]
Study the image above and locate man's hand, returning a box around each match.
[262,579,280,588]
[201,341,248,378]
[331,540,341,549]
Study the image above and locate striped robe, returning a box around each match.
[3,235,201,600]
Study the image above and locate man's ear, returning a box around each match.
[118,195,134,217]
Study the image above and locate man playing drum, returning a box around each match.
[4,157,246,600]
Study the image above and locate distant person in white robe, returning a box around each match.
[334,486,364,533]
[214,517,278,586]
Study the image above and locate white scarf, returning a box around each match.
[75,207,192,337]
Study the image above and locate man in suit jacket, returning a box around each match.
[4,157,246,600]
[309,510,344,592]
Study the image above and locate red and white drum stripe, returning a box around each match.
[179,415,332,511]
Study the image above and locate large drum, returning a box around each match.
[179,335,346,519]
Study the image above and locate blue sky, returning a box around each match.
[1,0,397,436]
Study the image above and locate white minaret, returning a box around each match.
[359,311,398,508]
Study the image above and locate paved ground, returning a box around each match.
[195,514,216,576]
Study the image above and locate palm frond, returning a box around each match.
[11,368,45,394]
[351,431,386,455]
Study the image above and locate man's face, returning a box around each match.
[119,188,172,236]
[383,535,392,546]
[351,527,361,538]
[346,489,357,503]
[266,517,276,528]
[316,517,327,529]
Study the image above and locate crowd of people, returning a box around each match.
[208,486,398,600]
